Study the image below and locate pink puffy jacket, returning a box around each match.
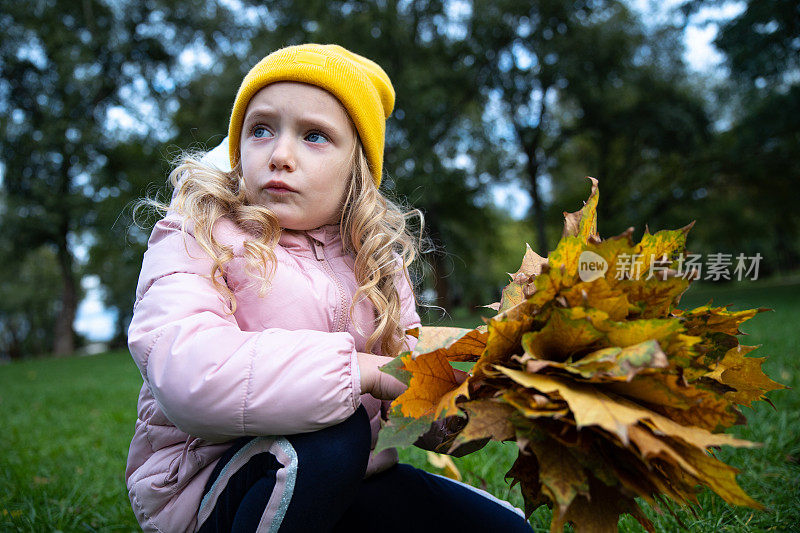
[125,209,420,532]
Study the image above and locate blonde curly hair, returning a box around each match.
[149,135,423,357]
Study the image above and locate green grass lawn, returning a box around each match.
[1,279,798,531]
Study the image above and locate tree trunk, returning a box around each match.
[526,156,548,254]
[53,243,76,356]
[7,318,23,360]
[514,87,551,255]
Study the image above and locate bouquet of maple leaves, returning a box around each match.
[375,178,785,532]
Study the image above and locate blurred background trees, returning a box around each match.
[690,0,800,269]
[0,0,245,355]
[1,0,797,358]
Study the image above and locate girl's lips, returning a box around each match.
[265,186,294,194]
[264,180,297,194]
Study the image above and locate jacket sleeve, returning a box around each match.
[127,216,362,442]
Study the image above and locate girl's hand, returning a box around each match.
[358,353,470,402]
[357,352,408,401]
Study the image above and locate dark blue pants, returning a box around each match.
[197,405,532,532]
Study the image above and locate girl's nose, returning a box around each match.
[268,135,296,172]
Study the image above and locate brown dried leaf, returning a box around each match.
[513,243,549,280]
[528,437,590,520]
[496,368,651,444]
[556,475,655,533]
[502,388,570,419]
[449,398,516,452]
[604,374,742,431]
[556,339,668,382]
[505,452,546,518]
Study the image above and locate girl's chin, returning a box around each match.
[277,215,340,232]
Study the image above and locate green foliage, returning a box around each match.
[672,0,800,274]
[714,0,799,87]
[2,0,798,354]
[0,0,244,353]
[86,142,170,347]
[545,10,710,242]
[709,0,800,272]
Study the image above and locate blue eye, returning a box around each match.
[306,132,329,144]
[253,126,271,138]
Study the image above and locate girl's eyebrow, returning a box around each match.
[244,106,340,133]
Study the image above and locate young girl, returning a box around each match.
[126,43,531,533]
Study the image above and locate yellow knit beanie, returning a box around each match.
[228,43,395,187]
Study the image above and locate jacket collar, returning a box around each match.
[279,224,346,258]
[176,212,346,259]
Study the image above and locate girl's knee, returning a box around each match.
[288,405,371,482]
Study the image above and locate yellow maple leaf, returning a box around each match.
[628,424,702,478]
[560,278,631,321]
[636,224,693,274]
[599,317,683,347]
[676,305,767,336]
[522,307,605,362]
[620,275,690,318]
[546,236,584,292]
[667,437,764,509]
[706,345,788,407]
[472,315,533,380]
[587,229,637,287]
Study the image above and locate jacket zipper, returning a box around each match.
[310,236,348,333]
